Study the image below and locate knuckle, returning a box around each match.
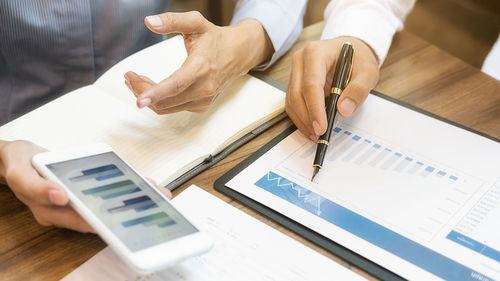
[203,82,217,96]
[304,41,320,54]
[303,82,321,95]
[188,10,203,19]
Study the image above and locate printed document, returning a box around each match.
[227,94,500,281]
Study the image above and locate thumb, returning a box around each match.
[337,66,378,117]
[145,11,208,35]
[124,71,155,98]
[12,166,68,206]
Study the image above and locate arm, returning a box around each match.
[126,1,307,114]
[286,0,415,140]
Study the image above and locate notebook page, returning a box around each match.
[0,85,207,185]
[62,185,365,281]
[94,36,187,105]
[94,35,286,157]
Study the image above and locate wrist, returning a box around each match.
[227,18,274,73]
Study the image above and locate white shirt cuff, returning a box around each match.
[231,0,306,70]
[321,0,415,66]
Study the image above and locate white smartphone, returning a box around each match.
[32,143,212,273]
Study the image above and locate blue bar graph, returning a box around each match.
[302,126,459,182]
[369,148,392,167]
[421,166,435,177]
[343,139,371,162]
[328,135,361,162]
[354,143,381,165]
[437,171,446,178]
[394,156,413,172]
[82,180,141,199]
[122,212,176,228]
[381,152,403,169]
[107,195,158,213]
[407,161,424,174]
[70,164,124,182]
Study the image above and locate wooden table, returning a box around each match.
[1,22,499,280]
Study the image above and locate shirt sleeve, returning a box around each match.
[321,0,416,66]
[230,0,307,70]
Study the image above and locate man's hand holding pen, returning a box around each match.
[285,36,380,142]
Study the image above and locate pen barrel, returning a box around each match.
[313,143,328,168]
[313,94,339,168]
[320,94,340,143]
[331,44,354,91]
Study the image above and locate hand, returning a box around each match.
[0,140,172,232]
[285,37,379,141]
[125,11,273,114]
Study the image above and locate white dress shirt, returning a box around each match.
[321,0,499,80]
[321,0,416,66]
[231,0,308,70]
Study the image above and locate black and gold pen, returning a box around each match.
[311,42,354,181]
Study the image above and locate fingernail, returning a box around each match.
[312,120,321,136]
[146,15,162,28]
[49,189,63,205]
[124,73,130,82]
[138,98,152,108]
[340,98,357,116]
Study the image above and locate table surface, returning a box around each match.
[1,22,499,280]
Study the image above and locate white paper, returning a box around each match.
[227,94,500,281]
[63,186,364,281]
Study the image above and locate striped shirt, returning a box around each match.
[0,0,169,125]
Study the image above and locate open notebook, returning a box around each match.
[0,36,285,188]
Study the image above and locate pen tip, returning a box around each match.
[311,166,319,182]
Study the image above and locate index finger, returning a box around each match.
[145,11,208,35]
[301,43,331,136]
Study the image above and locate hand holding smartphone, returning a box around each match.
[32,143,212,273]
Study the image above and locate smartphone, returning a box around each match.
[32,143,212,273]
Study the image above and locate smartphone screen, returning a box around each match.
[46,152,198,252]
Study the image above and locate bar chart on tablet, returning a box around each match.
[274,123,484,242]
[69,164,172,231]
